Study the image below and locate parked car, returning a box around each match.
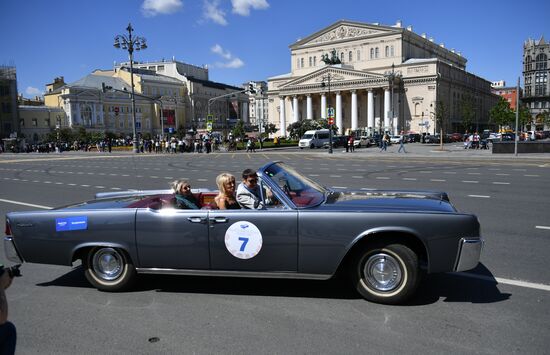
[448,133,464,142]
[389,135,404,144]
[406,133,421,143]
[424,134,440,144]
[4,162,483,305]
[355,136,375,148]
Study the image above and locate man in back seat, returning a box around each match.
[170,179,201,209]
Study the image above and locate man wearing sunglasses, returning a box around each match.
[236,169,274,209]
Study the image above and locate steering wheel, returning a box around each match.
[283,182,293,200]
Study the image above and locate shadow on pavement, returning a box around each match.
[37,263,510,304]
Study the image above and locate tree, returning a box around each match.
[264,123,278,135]
[286,119,322,140]
[516,104,532,129]
[541,110,550,128]
[489,97,514,129]
[460,94,476,133]
[231,119,246,147]
[435,100,448,149]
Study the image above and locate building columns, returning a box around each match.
[292,96,299,123]
[351,90,358,131]
[321,94,327,119]
[384,88,390,132]
[306,95,313,120]
[279,97,286,137]
[367,90,374,135]
[336,92,342,134]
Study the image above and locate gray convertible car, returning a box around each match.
[4,161,483,304]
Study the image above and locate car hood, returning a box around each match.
[317,190,456,213]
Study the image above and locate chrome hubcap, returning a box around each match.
[92,248,123,281]
[363,253,402,291]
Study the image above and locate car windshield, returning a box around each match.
[263,162,326,208]
[301,134,313,139]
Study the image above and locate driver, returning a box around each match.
[236,169,274,209]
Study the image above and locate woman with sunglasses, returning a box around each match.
[214,173,240,210]
[171,179,201,209]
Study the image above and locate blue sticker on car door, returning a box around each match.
[56,216,88,231]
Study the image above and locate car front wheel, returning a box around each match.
[351,243,420,304]
[84,247,137,291]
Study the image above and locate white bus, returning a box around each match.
[299,129,330,149]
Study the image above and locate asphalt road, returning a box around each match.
[0,146,549,354]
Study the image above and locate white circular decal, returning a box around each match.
[225,221,263,259]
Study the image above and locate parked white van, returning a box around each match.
[299,129,331,149]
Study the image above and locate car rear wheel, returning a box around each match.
[310,144,315,149]
[84,247,137,292]
[351,243,419,304]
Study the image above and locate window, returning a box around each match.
[370,48,374,59]
[536,54,547,70]
[313,56,316,66]
[340,52,344,62]
[385,46,389,57]
[309,57,312,67]
[297,58,300,68]
[349,51,352,62]
[19,119,24,127]
[357,50,360,61]
[300,58,304,68]
[390,45,394,57]
[45,118,50,127]
[158,65,165,71]
[524,56,532,71]
[119,119,124,128]
[32,118,38,127]
[375,47,379,58]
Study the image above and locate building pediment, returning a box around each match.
[279,66,384,90]
[291,20,401,49]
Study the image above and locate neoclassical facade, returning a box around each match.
[268,20,498,137]
[523,36,550,130]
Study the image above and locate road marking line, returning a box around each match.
[308,174,320,177]
[492,182,510,185]
[524,174,539,177]
[456,272,550,292]
[430,179,446,182]
[81,184,90,187]
[403,178,417,181]
[331,186,347,189]
[376,177,390,180]
[536,226,550,230]
[0,198,52,209]
[352,176,363,179]
[443,171,457,174]
[495,173,510,176]
[330,175,342,178]
[462,180,479,183]
[468,195,490,198]
[68,183,77,186]
[467,172,481,175]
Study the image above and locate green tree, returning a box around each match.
[489,97,514,129]
[231,120,246,147]
[541,110,550,127]
[435,100,448,149]
[264,123,278,135]
[286,119,322,140]
[460,94,476,133]
[517,104,532,129]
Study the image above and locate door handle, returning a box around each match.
[209,217,228,223]
[187,217,207,224]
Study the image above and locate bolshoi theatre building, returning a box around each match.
[267,20,498,137]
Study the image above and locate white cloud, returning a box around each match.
[141,0,183,17]
[26,86,42,96]
[211,44,244,69]
[203,0,227,25]
[211,44,232,60]
[217,58,244,68]
[231,0,269,16]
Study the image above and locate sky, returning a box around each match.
[1,0,549,98]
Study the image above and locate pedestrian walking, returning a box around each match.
[348,136,355,152]
[398,136,407,153]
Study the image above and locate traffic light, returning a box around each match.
[248,82,256,94]
[101,82,113,93]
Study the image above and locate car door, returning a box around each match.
[135,208,209,269]
[208,208,298,272]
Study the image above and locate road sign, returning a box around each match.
[206,121,213,132]
[328,117,334,125]
[327,107,335,119]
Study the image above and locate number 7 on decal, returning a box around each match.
[238,237,249,252]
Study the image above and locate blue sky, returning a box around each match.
[1,0,548,98]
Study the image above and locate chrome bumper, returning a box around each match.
[4,237,23,263]
[454,238,484,272]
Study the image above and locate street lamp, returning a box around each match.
[384,63,402,134]
[321,73,333,154]
[113,23,147,153]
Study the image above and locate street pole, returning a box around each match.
[114,23,147,154]
[514,77,519,156]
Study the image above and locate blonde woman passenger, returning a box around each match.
[214,173,240,209]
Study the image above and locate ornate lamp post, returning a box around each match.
[113,23,147,153]
[321,73,333,154]
[384,63,402,135]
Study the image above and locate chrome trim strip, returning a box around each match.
[135,268,331,280]
[4,237,23,263]
[454,237,484,272]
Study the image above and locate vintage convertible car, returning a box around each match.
[4,162,483,304]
